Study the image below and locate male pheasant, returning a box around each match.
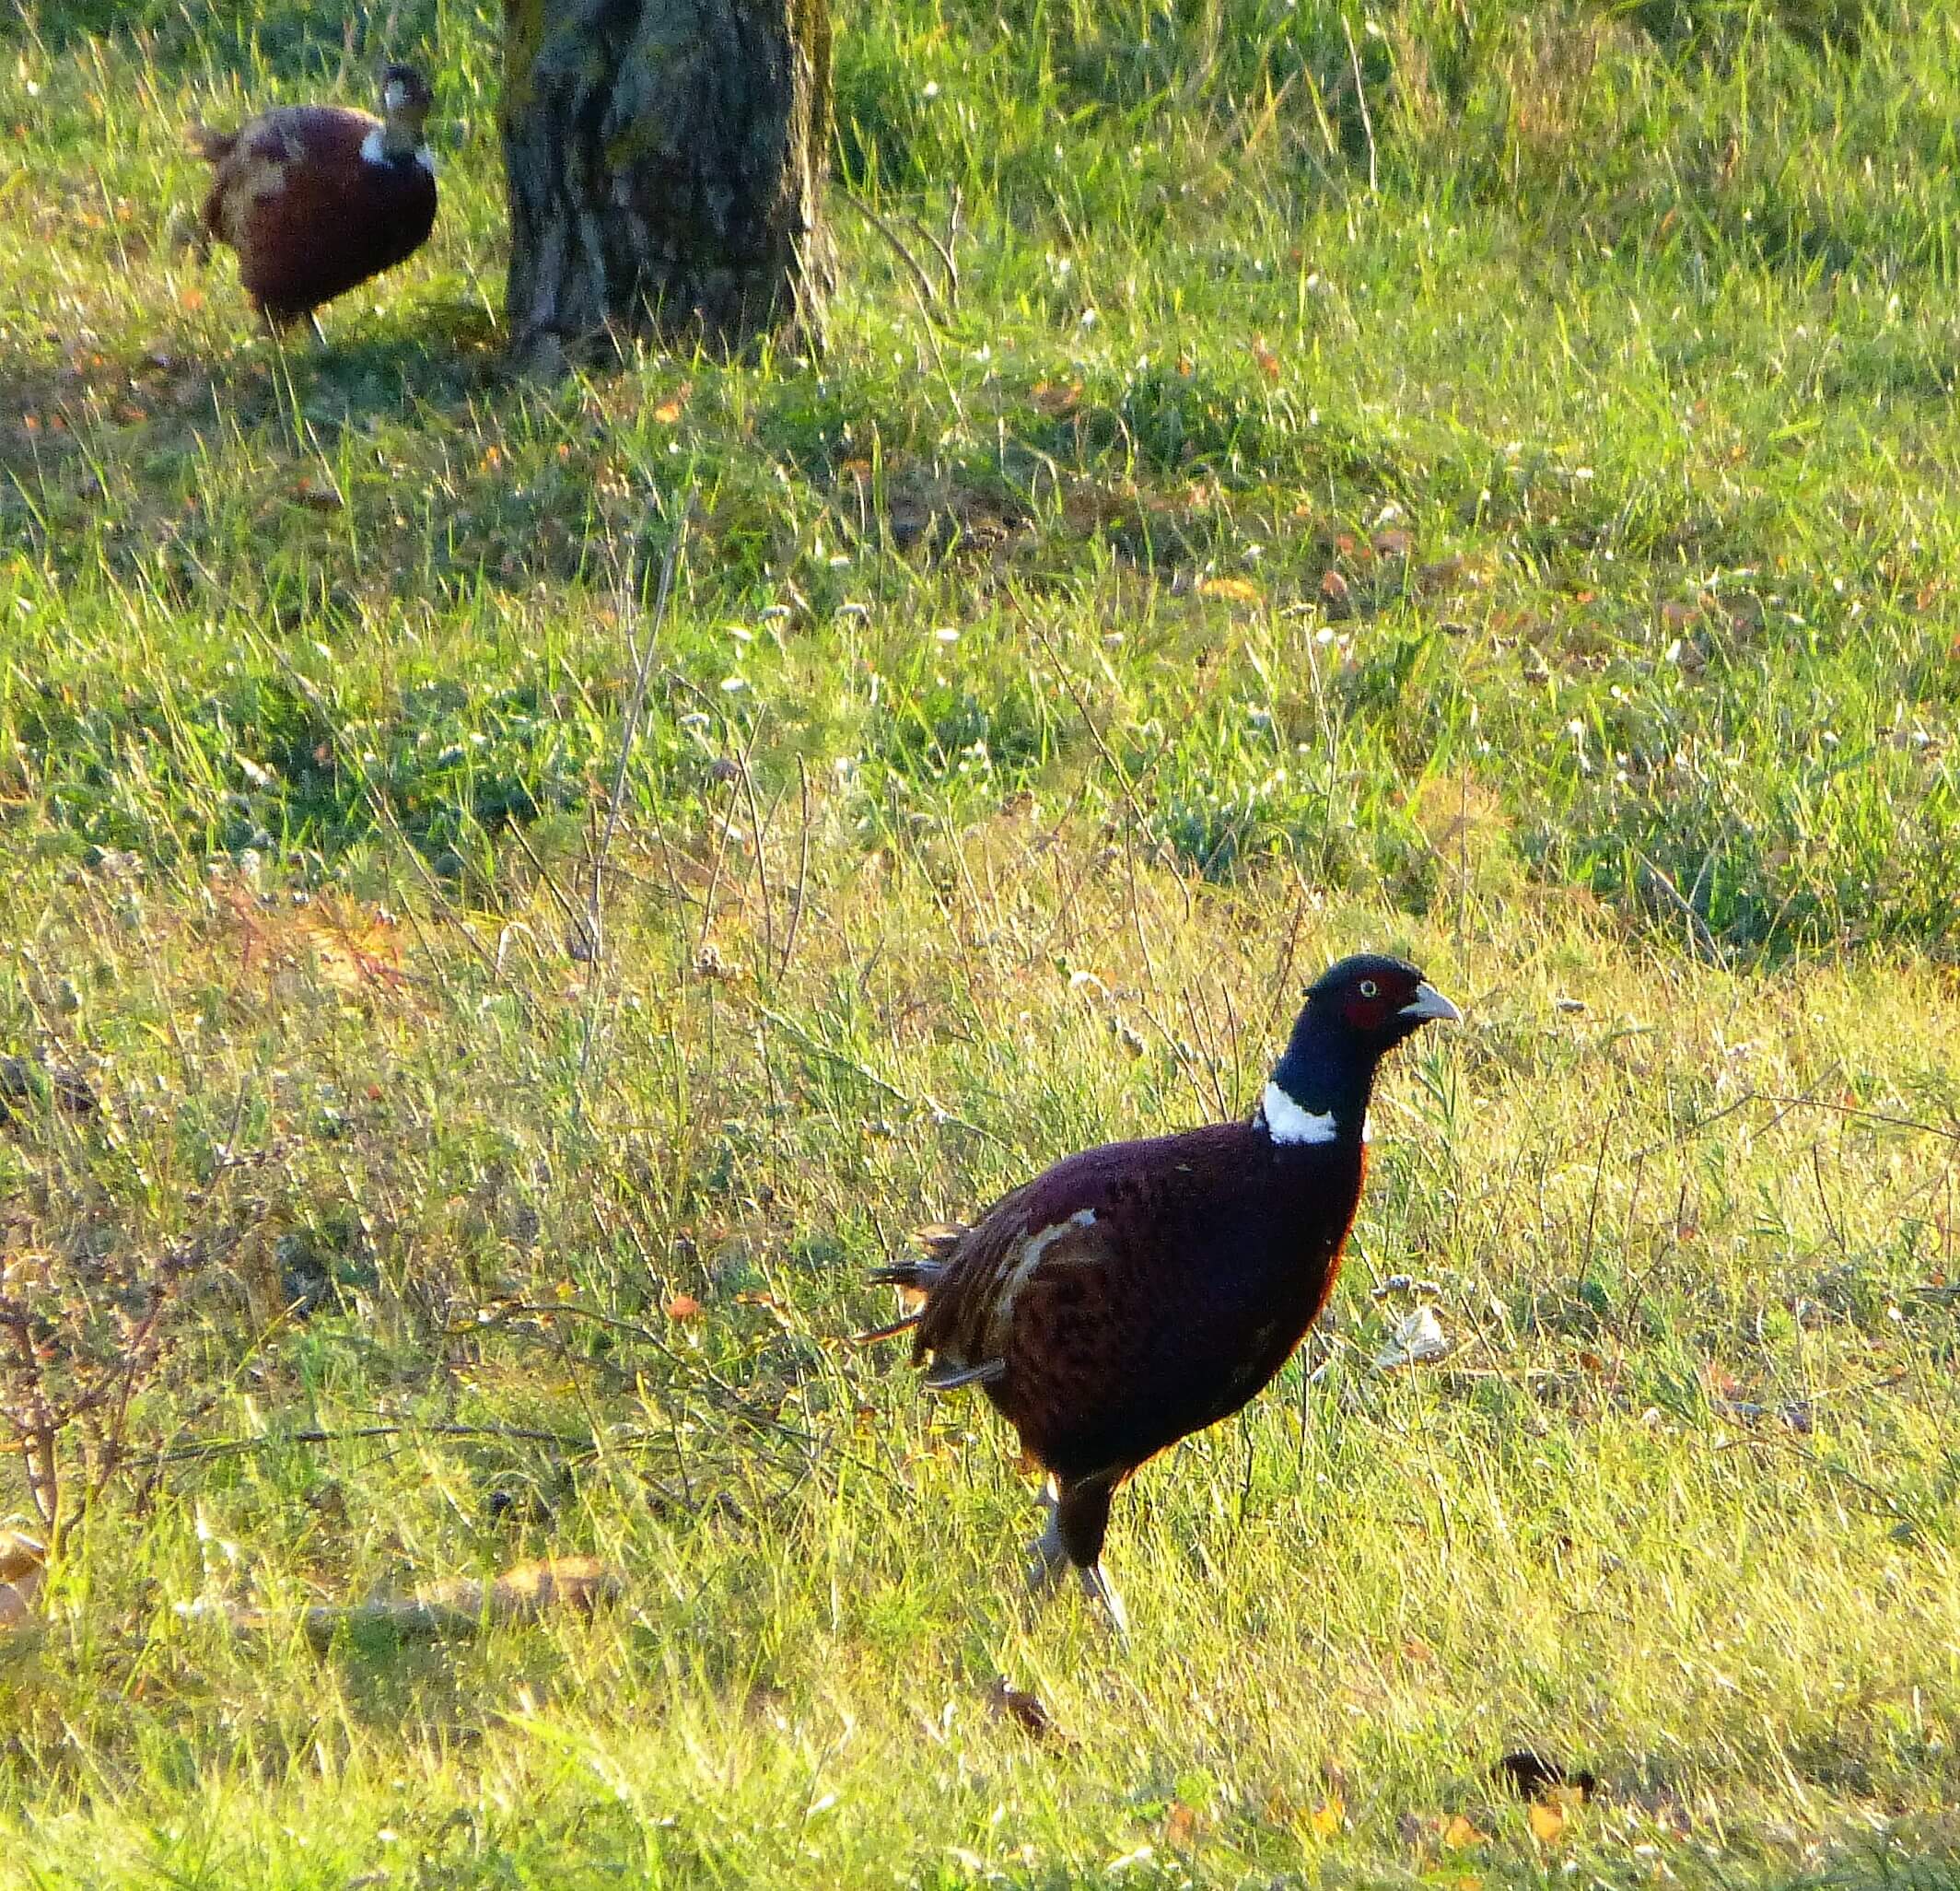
[873,952,1459,1631]
[192,64,438,343]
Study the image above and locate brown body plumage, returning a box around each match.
[872,953,1460,1631]
[192,64,438,341]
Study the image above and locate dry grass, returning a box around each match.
[5,0,1960,1883]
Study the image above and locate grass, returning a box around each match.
[4,0,1960,1882]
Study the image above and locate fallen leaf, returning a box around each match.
[1441,1815,1488,1850]
[0,1533,45,1632]
[297,902,406,995]
[986,1676,1070,1745]
[1,1253,51,1290]
[472,1557,619,1616]
[1528,1802,1568,1845]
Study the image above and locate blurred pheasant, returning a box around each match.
[191,64,438,343]
[871,952,1459,1632]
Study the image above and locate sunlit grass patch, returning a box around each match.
[5,0,1960,1882]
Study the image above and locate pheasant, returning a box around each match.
[192,64,438,343]
[872,952,1459,1631]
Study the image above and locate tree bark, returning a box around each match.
[501,0,834,368]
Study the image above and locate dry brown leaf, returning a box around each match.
[297,903,406,995]
[986,1676,1069,1745]
[0,1532,45,1632]
[0,1533,44,1584]
[458,1556,620,1616]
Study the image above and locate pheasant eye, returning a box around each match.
[1359,979,1378,998]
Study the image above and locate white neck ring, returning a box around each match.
[1260,1080,1339,1146]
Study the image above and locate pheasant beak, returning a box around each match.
[1399,981,1462,1024]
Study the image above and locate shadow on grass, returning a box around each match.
[283,299,509,409]
[0,297,506,494]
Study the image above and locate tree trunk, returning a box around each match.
[501,0,834,368]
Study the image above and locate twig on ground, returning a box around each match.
[1634,849,1723,963]
[837,186,951,322]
